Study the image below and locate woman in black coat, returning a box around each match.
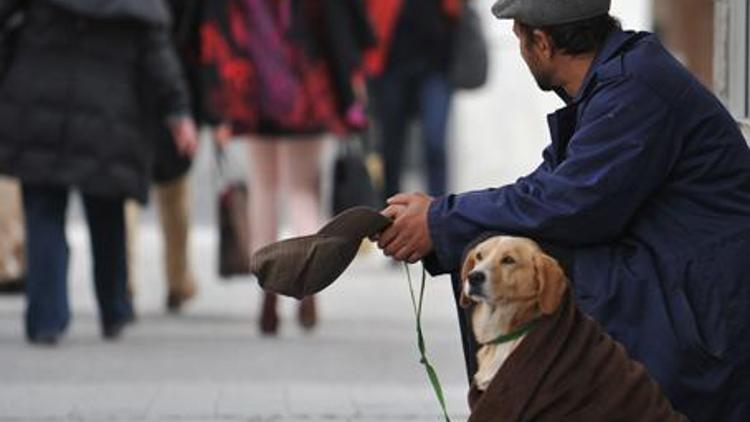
[0,0,197,345]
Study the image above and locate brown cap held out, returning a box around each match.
[250,207,391,299]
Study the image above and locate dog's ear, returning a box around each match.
[533,253,568,315]
[459,289,472,308]
[459,253,476,308]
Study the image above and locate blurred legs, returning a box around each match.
[0,178,25,289]
[124,200,139,304]
[83,193,132,339]
[23,186,130,343]
[372,68,452,199]
[373,74,411,201]
[156,174,197,312]
[246,138,281,253]
[419,73,451,197]
[22,184,70,343]
[246,137,324,333]
[280,138,323,236]
[247,138,282,334]
[281,138,324,330]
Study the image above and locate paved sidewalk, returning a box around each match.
[0,225,471,421]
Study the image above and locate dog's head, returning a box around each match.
[460,236,567,315]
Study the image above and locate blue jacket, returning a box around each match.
[427,30,750,421]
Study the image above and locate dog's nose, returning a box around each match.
[468,271,485,287]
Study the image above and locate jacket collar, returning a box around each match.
[557,29,643,105]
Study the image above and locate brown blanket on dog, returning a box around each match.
[468,293,686,422]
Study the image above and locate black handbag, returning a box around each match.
[332,134,380,214]
[215,149,252,278]
[449,3,489,90]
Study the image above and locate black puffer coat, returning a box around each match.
[0,0,190,202]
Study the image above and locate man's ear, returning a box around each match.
[533,28,554,59]
[533,253,567,315]
[459,254,476,308]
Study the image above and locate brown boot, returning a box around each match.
[259,293,279,335]
[298,296,317,331]
[166,276,197,313]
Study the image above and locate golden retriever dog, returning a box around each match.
[460,236,567,391]
[460,236,686,421]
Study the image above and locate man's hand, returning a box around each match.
[377,192,434,263]
[169,116,198,157]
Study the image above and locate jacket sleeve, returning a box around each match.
[139,25,191,120]
[426,78,678,273]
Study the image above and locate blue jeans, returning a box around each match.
[22,184,132,338]
[372,67,453,200]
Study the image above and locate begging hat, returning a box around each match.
[492,0,611,26]
[250,207,391,300]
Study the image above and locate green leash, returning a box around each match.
[403,263,451,422]
[482,320,538,346]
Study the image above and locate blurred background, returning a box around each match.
[0,0,746,420]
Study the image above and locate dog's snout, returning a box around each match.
[468,271,486,286]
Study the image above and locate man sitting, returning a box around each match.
[377,1,750,420]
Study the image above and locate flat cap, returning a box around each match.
[251,207,391,299]
[492,0,611,26]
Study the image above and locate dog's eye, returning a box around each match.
[476,252,483,261]
[501,256,516,265]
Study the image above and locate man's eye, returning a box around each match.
[501,256,516,265]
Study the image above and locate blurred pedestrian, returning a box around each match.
[201,0,374,335]
[0,0,197,345]
[125,0,208,315]
[365,0,463,200]
[155,0,208,313]
[0,177,25,294]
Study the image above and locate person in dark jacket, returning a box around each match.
[125,0,208,314]
[0,0,197,345]
[376,1,750,421]
[364,0,462,201]
[152,0,204,313]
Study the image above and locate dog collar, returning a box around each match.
[482,320,538,346]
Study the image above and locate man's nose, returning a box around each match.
[468,271,486,287]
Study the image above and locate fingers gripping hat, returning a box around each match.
[250,207,392,300]
[492,0,611,26]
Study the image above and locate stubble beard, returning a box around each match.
[530,63,555,92]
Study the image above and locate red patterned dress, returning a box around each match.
[200,0,348,137]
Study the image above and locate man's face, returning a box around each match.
[513,20,556,92]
